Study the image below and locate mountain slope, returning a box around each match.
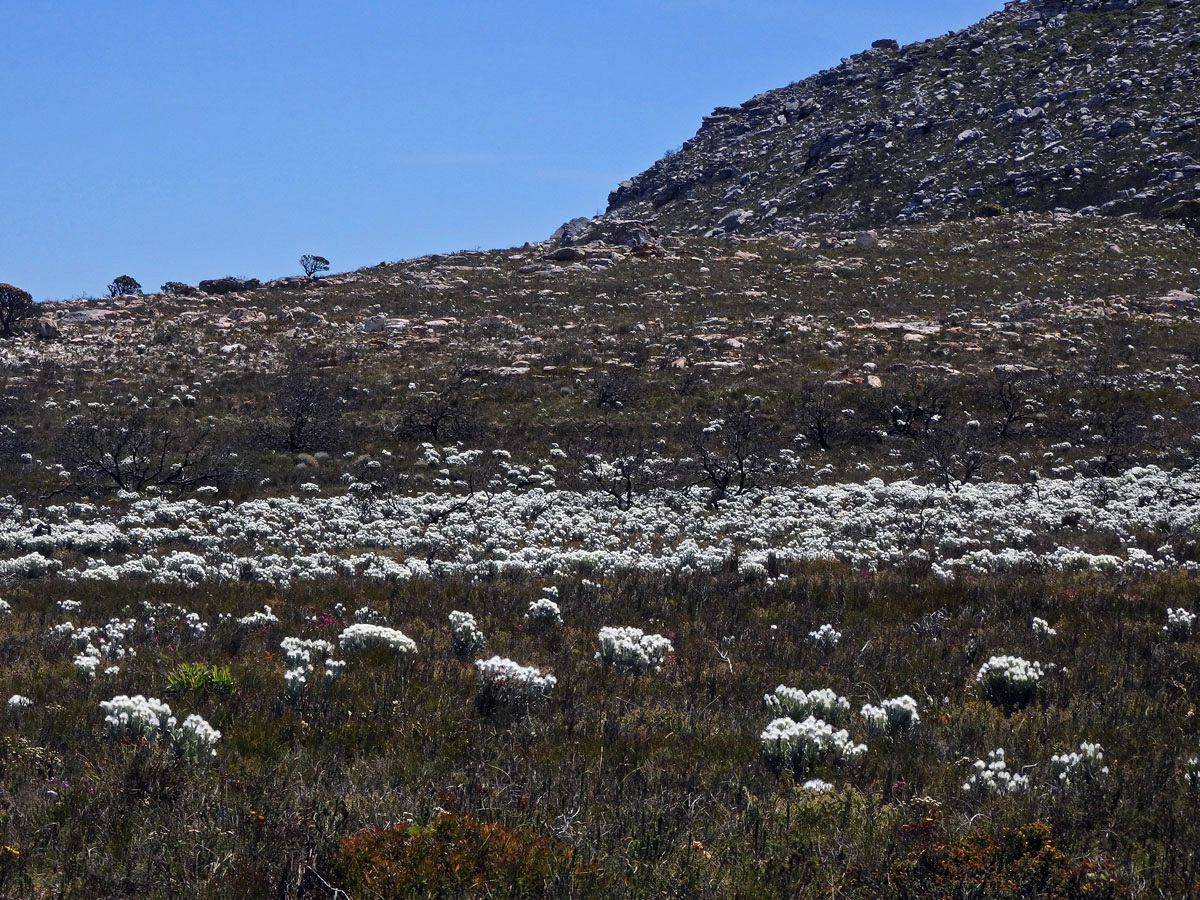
[594,0,1200,239]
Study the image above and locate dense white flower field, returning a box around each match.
[2,465,1198,586]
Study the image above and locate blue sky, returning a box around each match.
[2,1,1000,300]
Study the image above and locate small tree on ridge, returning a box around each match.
[300,255,330,279]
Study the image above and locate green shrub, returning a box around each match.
[166,662,236,695]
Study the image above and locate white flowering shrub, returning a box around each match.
[524,596,563,631]
[475,656,557,712]
[339,623,417,658]
[801,779,833,793]
[976,655,1044,711]
[57,599,82,615]
[324,658,347,684]
[354,605,387,625]
[7,695,32,710]
[760,716,866,774]
[766,686,851,725]
[449,610,485,658]
[1031,617,1057,638]
[962,749,1029,797]
[1185,756,1200,791]
[183,612,208,639]
[1049,742,1109,789]
[596,626,673,674]
[1163,607,1196,641]
[861,695,920,737]
[100,695,176,741]
[237,605,278,628]
[74,646,103,680]
[171,714,221,762]
[808,624,842,649]
[0,599,10,615]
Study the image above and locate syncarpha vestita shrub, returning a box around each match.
[861,695,920,737]
[1182,755,1199,791]
[171,714,221,762]
[596,626,673,674]
[1163,607,1196,641]
[474,656,557,707]
[1050,742,1108,788]
[766,686,851,725]
[237,605,278,628]
[808,623,842,649]
[976,655,1044,711]
[100,694,176,741]
[339,623,417,657]
[524,596,563,631]
[760,716,866,774]
[1032,617,1057,638]
[962,749,1029,797]
[449,610,485,658]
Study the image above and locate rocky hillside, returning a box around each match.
[588,0,1200,240]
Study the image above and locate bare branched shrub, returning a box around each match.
[61,407,230,493]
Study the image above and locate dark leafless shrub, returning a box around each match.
[0,283,33,338]
[394,367,479,443]
[268,371,344,453]
[589,371,642,410]
[684,395,781,506]
[61,407,230,493]
[561,420,665,509]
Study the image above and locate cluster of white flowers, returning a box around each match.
[0,599,10,615]
[596,626,673,674]
[100,694,220,761]
[1163,607,1196,641]
[1185,755,1199,790]
[280,637,335,700]
[184,612,208,639]
[57,599,82,614]
[324,658,347,684]
[766,686,851,725]
[861,695,920,737]
[1050,742,1109,788]
[808,624,842,649]
[6,466,1200,587]
[474,656,557,707]
[171,714,221,762]
[524,595,563,631]
[74,646,103,680]
[760,716,866,774]
[237,605,278,628]
[339,623,417,658]
[7,694,32,709]
[55,616,137,679]
[449,610,485,658]
[100,694,176,741]
[1031,617,1057,638]
[976,655,1045,710]
[962,749,1029,797]
[353,605,387,625]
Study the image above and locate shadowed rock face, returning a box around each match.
[596,0,1200,239]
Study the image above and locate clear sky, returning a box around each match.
[2,0,1001,301]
